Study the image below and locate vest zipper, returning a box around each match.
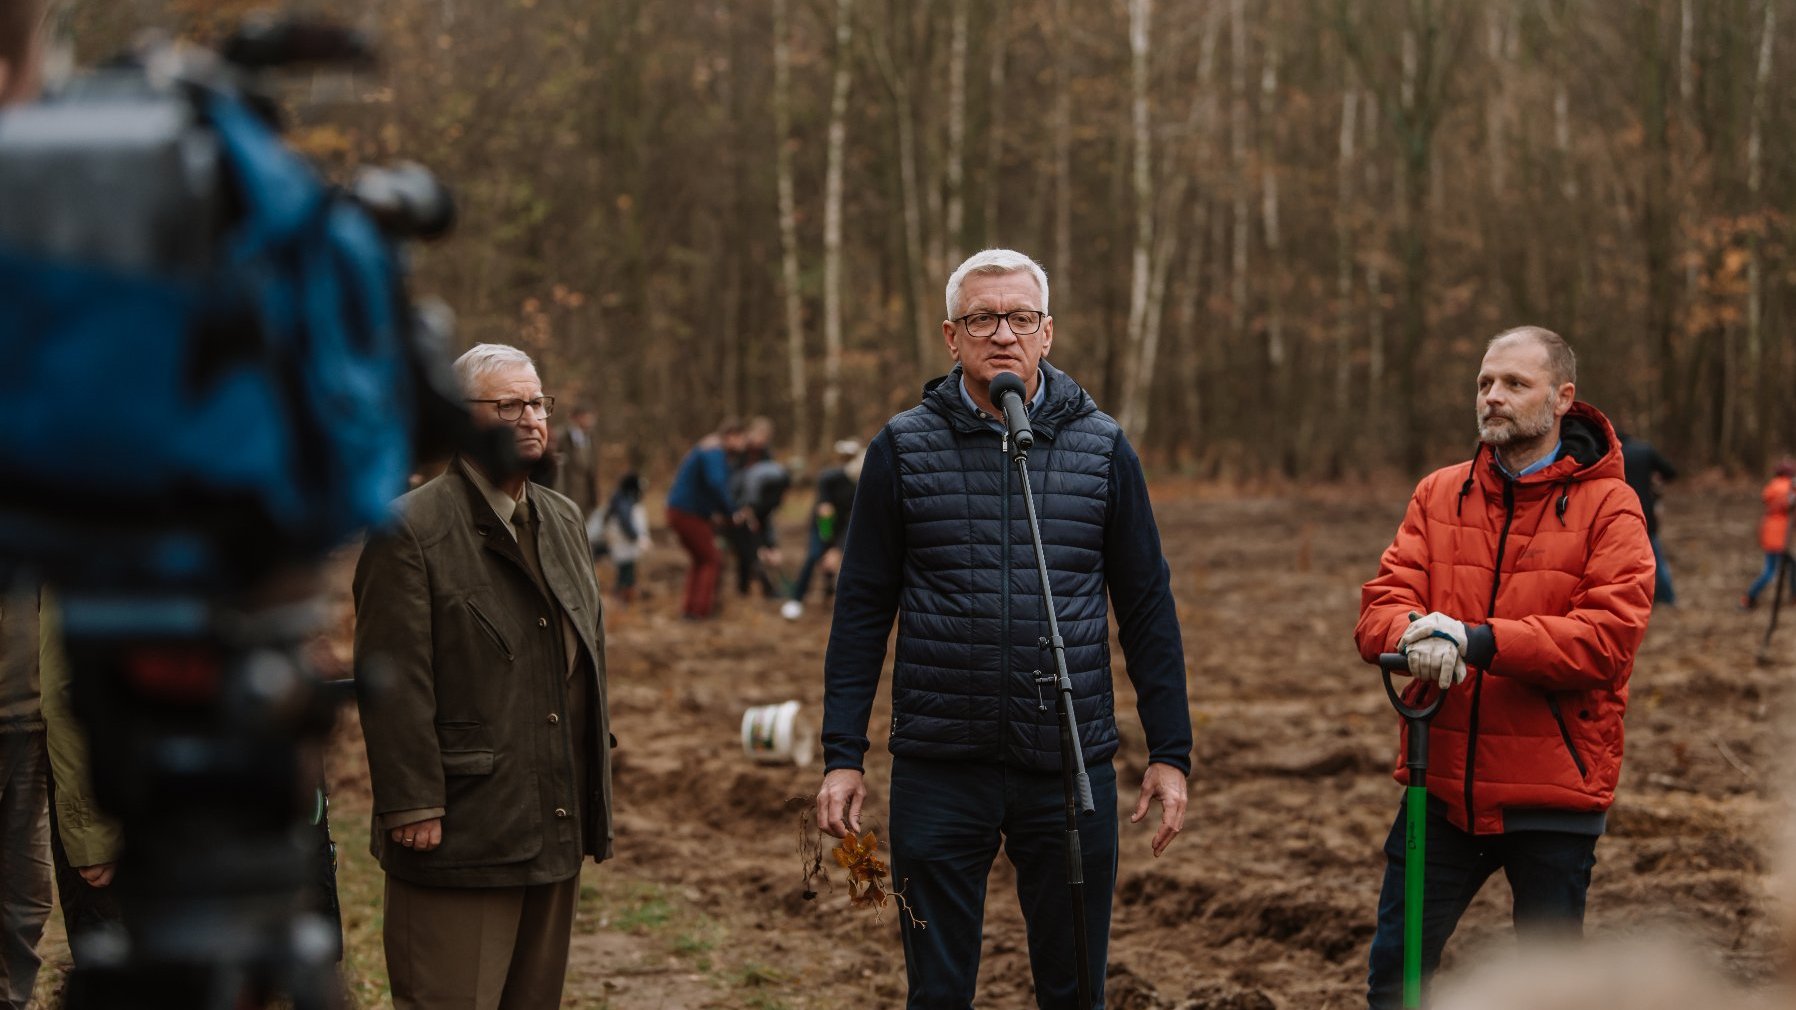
[999,434,1012,761]
[1467,474,1517,830]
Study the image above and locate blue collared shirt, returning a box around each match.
[959,369,1047,433]
[1495,440,1562,481]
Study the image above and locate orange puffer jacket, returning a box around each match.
[1356,403,1655,835]
[1758,476,1793,554]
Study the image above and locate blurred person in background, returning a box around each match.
[781,439,863,621]
[0,9,53,1004]
[1741,457,1796,610]
[600,473,652,607]
[0,584,48,1010]
[734,452,793,601]
[665,420,746,620]
[726,417,781,599]
[553,404,600,542]
[1617,428,1678,607]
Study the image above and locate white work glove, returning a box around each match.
[1399,611,1468,689]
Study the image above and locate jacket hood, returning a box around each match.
[919,359,1098,438]
[1475,401,1623,487]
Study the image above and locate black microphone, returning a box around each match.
[989,371,1034,453]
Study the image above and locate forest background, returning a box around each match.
[60,0,1796,480]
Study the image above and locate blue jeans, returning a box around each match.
[789,528,831,603]
[889,755,1118,1010]
[1747,552,1795,603]
[1366,798,1596,1010]
[1650,535,1676,605]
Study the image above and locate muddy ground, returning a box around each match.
[316,478,1795,1009]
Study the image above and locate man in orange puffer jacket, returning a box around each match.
[1355,326,1655,1009]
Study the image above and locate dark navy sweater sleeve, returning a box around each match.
[820,428,904,772]
[1104,434,1193,774]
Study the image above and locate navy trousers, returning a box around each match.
[888,755,1118,1010]
[1366,799,1597,1009]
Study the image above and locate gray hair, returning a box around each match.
[1488,326,1577,387]
[453,343,538,395]
[945,249,1051,318]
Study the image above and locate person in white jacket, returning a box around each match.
[599,473,653,605]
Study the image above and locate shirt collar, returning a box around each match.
[959,369,1047,430]
[1494,440,1563,481]
[462,457,527,540]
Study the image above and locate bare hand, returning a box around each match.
[390,816,443,852]
[1129,762,1188,857]
[815,768,867,839]
[77,863,116,888]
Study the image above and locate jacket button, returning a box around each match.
[554,807,569,819]
[538,617,549,628]
[547,713,560,725]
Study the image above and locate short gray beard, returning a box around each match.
[1477,398,1556,446]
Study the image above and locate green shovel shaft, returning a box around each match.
[1403,782,1426,1009]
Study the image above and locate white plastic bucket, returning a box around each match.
[740,700,813,766]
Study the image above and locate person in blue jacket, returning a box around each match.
[813,249,1193,1009]
[665,421,747,620]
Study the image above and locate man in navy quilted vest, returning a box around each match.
[814,248,1193,1009]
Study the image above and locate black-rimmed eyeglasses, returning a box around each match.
[467,396,556,421]
[952,309,1046,339]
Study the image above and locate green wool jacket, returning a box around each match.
[354,459,613,888]
[38,594,124,868]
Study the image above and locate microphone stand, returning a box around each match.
[1004,423,1097,1010]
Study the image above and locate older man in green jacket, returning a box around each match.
[355,343,613,1010]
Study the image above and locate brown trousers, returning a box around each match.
[383,872,579,1010]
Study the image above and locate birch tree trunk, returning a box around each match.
[820,0,853,449]
[1118,0,1154,434]
[772,0,808,460]
[944,0,969,269]
[1136,10,1218,445]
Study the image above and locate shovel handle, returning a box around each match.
[1379,652,1446,721]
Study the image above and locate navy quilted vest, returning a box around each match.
[885,361,1121,770]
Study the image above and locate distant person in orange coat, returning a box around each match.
[1741,457,1796,610]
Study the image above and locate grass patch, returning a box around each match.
[332,795,394,1009]
[735,961,789,988]
[600,880,673,934]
